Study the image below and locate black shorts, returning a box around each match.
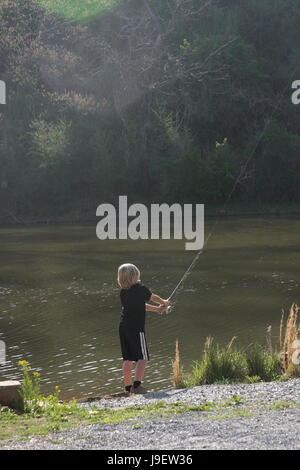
[119,326,149,362]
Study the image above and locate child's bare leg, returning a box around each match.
[134,359,148,382]
[123,360,132,387]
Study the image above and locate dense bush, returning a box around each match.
[0,0,300,219]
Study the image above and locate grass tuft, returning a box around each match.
[172,305,300,387]
[280,303,300,377]
[171,339,185,389]
[187,338,247,386]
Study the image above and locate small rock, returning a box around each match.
[0,380,24,411]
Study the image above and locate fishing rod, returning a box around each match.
[165,69,298,314]
[165,152,254,312]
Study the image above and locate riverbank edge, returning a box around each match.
[1,204,300,228]
[1,378,300,449]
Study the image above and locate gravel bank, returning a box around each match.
[2,379,300,450]
[84,378,300,410]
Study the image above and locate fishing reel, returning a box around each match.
[164,298,172,314]
[159,302,172,315]
[166,305,172,314]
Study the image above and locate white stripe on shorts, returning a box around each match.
[139,332,148,360]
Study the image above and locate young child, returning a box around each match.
[118,263,170,394]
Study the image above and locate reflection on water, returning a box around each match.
[0,217,299,399]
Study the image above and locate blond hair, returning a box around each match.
[118,263,141,289]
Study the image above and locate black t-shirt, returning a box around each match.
[119,282,152,332]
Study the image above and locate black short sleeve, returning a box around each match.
[142,285,152,302]
[119,282,152,331]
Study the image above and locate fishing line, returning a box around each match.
[165,68,298,314]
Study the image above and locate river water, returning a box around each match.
[0,217,299,399]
